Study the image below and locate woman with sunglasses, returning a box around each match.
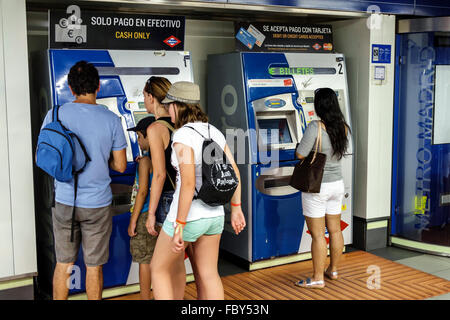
[294,88,351,289]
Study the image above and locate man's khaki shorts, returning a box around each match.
[52,202,113,267]
[130,211,160,264]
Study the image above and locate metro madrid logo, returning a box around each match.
[164,35,181,47]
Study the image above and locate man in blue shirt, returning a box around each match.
[40,61,127,300]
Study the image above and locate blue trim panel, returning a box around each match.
[391,34,401,235]
[241,52,300,164]
[226,0,450,16]
[251,160,304,261]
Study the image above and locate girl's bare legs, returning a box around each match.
[150,230,187,299]
[191,234,223,300]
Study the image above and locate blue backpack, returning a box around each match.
[36,105,90,241]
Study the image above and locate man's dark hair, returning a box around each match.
[138,129,147,138]
[67,60,100,96]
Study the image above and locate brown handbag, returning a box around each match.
[289,123,327,193]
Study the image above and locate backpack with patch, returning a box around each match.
[184,124,239,207]
[36,105,91,241]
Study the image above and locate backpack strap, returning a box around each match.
[70,133,91,174]
[52,105,60,123]
[69,133,91,243]
[182,125,211,199]
[184,125,209,140]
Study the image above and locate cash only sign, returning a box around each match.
[49,5,185,50]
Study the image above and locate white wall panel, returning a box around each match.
[1,0,37,276]
[434,65,450,145]
[332,15,396,220]
[0,0,14,279]
[367,15,396,220]
[331,18,370,219]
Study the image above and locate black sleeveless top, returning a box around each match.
[157,117,177,192]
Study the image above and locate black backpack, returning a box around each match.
[184,124,239,207]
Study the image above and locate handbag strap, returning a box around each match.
[310,121,323,164]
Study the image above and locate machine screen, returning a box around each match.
[305,97,314,103]
[258,118,292,145]
[133,111,153,125]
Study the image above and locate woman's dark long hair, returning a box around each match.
[314,88,350,160]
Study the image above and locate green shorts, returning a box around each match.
[130,212,160,264]
[162,216,224,242]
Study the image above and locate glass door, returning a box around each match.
[392,31,450,249]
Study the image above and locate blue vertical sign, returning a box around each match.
[372,44,392,63]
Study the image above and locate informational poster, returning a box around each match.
[49,5,185,50]
[234,22,333,53]
[371,44,391,63]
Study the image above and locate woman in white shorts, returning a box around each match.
[294,88,351,289]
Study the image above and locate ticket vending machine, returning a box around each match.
[32,49,193,297]
[207,52,353,265]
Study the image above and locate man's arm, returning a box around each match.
[109,149,127,173]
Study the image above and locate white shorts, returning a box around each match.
[302,179,345,218]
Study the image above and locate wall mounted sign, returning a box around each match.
[372,44,391,64]
[49,5,185,50]
[235,22,333,53]
[268,67,337,76]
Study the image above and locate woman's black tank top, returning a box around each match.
[157,117,177,192]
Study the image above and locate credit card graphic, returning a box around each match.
[248,24,265,47]
[236,27,256,50]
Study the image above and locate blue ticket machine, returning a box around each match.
[32,49,193,297]
[207,52,353,266]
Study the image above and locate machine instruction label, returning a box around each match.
[248,78,293,88]
[50,5,185,50]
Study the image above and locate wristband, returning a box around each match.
[175,223,184,239]
[176,219,187,226]
[231,203,241,207]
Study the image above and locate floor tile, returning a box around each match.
[426,292,450,300]
[369,246,423,261]
[432,269,450,281]
[395,254,450,274]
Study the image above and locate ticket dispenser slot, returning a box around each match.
[255,166,298,196]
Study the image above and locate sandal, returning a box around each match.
[325,269,338,280]
[294,278,325,289]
